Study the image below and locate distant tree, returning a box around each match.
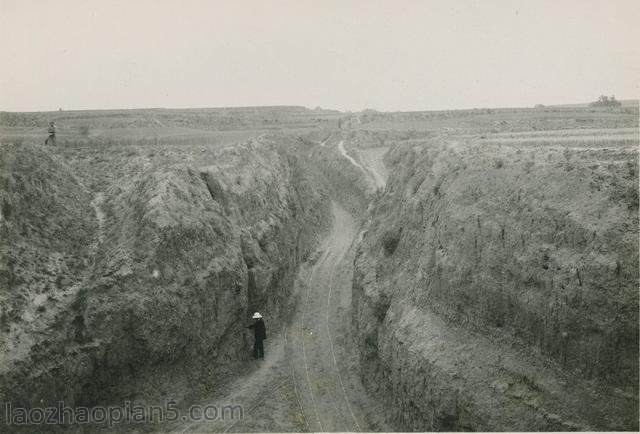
[590,95,622,107]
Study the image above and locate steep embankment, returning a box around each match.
[0,136,331,421]
[0,145,95,325]
[0,144,96,408]
[353,139,639,430]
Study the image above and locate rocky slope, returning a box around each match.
[352,138,639,430]
[0,136,331,421]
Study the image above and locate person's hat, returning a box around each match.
[252,312,262,319]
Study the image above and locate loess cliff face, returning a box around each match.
[352,139,639,431]
[0,144,95,328]
[0,144,97,411]
[0,136,330,413]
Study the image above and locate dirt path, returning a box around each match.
[170,147,389,433]
[153,117,167,127]
[284,201,388,432]
[338,140,366,173]
[356,147,389,190]
[90,192,106,245]
[290,202,361,431]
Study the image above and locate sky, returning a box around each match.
[1,0,638,112]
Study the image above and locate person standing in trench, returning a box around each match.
[247,312,267,359]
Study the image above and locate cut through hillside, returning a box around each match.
[1,115,638,433]
[171,135,390,433]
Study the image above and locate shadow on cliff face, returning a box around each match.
[0,136,332,420]
[352,138,639,431]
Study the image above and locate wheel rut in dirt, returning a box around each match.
[288,201,362,432]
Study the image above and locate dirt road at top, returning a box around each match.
[171,143,389,433]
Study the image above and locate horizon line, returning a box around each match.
[1,98,638,115]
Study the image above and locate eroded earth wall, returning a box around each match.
[352,139,639,431]
[0,136,331,416]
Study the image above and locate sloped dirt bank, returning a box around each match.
[352,139,639,430]
[0,136,332,426]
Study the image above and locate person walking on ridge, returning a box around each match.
[45,121,56,146]
[247,312,267,359]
